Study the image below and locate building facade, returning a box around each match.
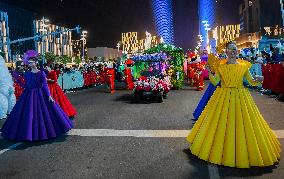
[0,2,36,62]
[239,0,282,34]
[199,0,216,50]
[34,20,73,57]
[208,24,241,52]
[151,0,174,44]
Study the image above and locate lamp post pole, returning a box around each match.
[202,20,211,52]
[81,30,87,64]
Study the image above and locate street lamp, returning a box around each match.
[81,30,87,63]
[160,37,164,43]
[202,20,211,52]
[116,42,120,52]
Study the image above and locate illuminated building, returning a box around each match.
[208,24,240,51]
[34,19,73,57]
[210,24,241,45]
[0,2,35,62]
[237,0,282,49]
[281,0,284,27]
[239,0,282,34]
[121,31,161,54]
[235,32,261,49]
[72,39,87,58]
[199,0,216,49]
[0,11,9,62]
[151,0,174,44]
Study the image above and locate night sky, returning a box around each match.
[1,0,243,50]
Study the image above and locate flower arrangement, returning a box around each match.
[131,53,168,62]
[134,76,171,93]
[144,43,185,89]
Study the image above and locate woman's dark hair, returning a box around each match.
[226,41,237,48]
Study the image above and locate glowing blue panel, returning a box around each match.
[199,0,216,49]
[152,0,174,44]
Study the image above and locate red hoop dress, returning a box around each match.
[47,70,77,117]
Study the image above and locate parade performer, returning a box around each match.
[124,59,134,90]
[47,66,77,117]
[201,50,209,79]
[0,55,16,120]
[89,67,97,86]
[187,42,280,168]
[12,62,25,100]
[187,52,196,86]
[96,64,107,85]
[193,61,205,91]
[124,67,134,90]
[193,54,221,120]
[106,67,115,93]
[83,68,91,87]
[187,63,195,86]
[1,54,73,141]
[193,82,218,120]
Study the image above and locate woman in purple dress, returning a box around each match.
[1,57,73,141]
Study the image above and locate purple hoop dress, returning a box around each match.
[1,71,73,141]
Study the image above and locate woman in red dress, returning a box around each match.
[278,63,284,94]
[47,67,77,117]
[83,68,92,87]
[12,69,25,100]
[124,67,134,90]
[89,69,97,86]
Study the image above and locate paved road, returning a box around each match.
[0,82,284,179]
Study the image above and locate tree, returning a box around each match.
[59,55,72,64]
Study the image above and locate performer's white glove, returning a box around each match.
[255,75,264,83]
[49,96,55,103]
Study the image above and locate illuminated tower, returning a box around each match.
[152,0,174,44]
[199,0,216,50]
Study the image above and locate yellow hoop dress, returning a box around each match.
[187,59,281,168]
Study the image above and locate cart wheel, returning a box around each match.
[157,93,163,103]
[163,93,167,99]
[134,91,140,103]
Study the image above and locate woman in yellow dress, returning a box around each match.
[187,41,281,168]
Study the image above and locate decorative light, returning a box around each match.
[116,43,121,52]
[152,0,174,44]
[121,31,161,54]
[199,0,216,49]
[77,30,88,63]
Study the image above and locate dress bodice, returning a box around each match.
[24,71,46,89]
[210,60,260,88]
[218,61,248,88]
[47,71,58,81]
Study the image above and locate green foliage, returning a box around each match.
[0,51,5,58]
[44,52,58,64]
[59,55,72,64]
[144,43,185,89]
[74,56,82,64]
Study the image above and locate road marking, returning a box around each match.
[67,129,190,137]
[1,129,284,158]
[67,129,284,138]
[2,129,284,138]
[0,142,22,155]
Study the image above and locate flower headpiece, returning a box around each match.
[23,50,38,65]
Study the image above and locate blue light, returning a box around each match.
[152,0,174,44]
[199,0,216,49]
